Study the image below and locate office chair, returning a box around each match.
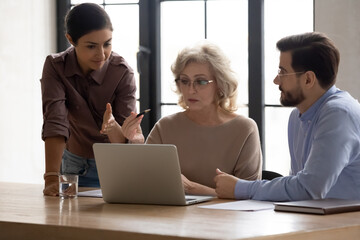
[262,170,283,180]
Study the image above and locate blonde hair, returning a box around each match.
[171,41,238,112]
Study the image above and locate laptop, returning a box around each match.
[92,143,214,205]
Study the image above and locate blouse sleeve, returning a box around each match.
[112,66,137,125]
[41,55,70,141]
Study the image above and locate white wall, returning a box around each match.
[315,0,360,100]
[0,0,56,184]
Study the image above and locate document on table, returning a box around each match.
[78,189,103,198]
[199,200,274,211]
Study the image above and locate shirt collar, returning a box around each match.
[64,47,110,85]
[64,48,82,78]
[89,58,109,85]
[299,85,337,122]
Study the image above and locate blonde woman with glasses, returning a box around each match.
[102,41,263,196]
[145,41,262,196]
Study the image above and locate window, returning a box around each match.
[62,0,314,176]
[264,0,313,175]
[160,0,248,117]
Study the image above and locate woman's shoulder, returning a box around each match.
[148,112,185,139]
[228,114,259,132]
[109,51,134,71]
[156,112,185,125]
[47,47,75,63]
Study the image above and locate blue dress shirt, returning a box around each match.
[235,86,360,201]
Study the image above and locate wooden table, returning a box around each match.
[1,182,360,240]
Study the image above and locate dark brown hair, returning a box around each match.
[65,3,113,44]
[276,32,340,89]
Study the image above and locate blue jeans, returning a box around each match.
[61,150,100,188]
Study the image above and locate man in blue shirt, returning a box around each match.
[214,32,360,201]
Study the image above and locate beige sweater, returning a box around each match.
[146,112,262,188]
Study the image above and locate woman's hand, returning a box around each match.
[121,112,144,143]
[181,174,216,196]
[43,175,59,196]
[100,103,145,143]
[181,174,195,193]
[100,103,117,135]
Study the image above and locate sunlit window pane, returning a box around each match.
[71,0,103,5]
[264,0,313,175]
[235,107,249,118]
[265,107,293,176]
[160,0,249,118]
[161,105,185,117]
[207,0,248,107]
[106,5,139,100]
[106,0,139,3]
[264,0,313,105]
[161,1,205,113]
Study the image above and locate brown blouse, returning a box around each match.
[41,47,136,158]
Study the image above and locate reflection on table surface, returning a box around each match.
[1,182,360,240]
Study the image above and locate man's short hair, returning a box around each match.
[277,32,340,89]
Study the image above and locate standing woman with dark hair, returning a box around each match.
[41,3,143,196]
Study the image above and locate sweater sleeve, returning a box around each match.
[145,122,163,144]
[233,119,263,180]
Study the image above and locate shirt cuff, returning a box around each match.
[234,179,254,199]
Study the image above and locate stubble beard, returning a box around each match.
[279,88,305,107]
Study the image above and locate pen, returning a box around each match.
[136,109,151,118]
